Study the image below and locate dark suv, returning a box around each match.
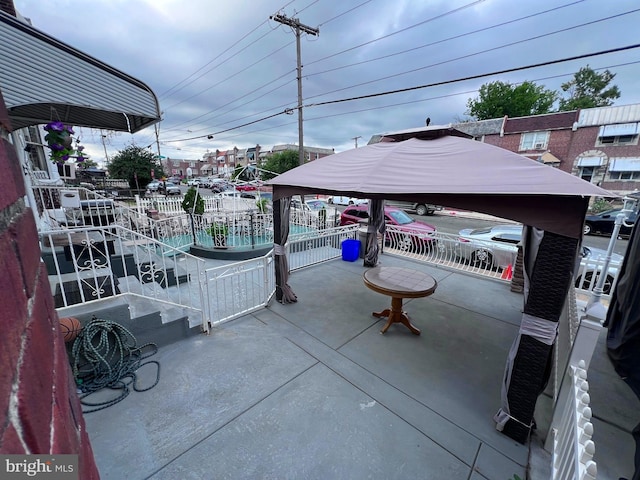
[583,209,637,236]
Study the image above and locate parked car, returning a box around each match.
[159,182,182,195]
[326,195,368,206]
[235,184,258,192]
[146,180,162,191]
[340,205,437,251]
[384,200,443,216]
[583,209,637,236]
[167,176,182,184]
[186,178,202,186]
[456,224,623,293]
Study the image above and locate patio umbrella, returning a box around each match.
[605,220,640,479]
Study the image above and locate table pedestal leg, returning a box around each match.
[377,297,421,335]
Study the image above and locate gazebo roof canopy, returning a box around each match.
[269,130,616,238]
[0,11,160,132]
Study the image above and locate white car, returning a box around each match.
[456,224,623,294]
[326,195,368,206]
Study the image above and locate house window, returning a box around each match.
[609,171,640,180]
[519,132,549,151]
[597,134,638,146]
[580,166,595,183]
[597,123,639,146]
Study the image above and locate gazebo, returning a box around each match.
[267,126,614,443]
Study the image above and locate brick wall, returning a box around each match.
[0,90,99,478]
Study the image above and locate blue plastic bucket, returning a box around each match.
[341,239,361,262]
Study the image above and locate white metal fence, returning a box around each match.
[136,193,256,215]
[202,254,275,332]
[549,360,598,480]
[41,225,210,330]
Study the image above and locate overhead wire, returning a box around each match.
[159,0,299,100]
[159,0,594,140]
[162,0,373,136]
[159,46,640,147]
[305,0,588,77]
[303,8,640,102]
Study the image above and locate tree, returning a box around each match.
[181,187,204,215]
[466,80,557,120]
[107,145,164,188]
[182,187,204,244]
[558,65,621,111]
[260,150,300,180]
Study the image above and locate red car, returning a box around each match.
[235,184,258,192]
[340,205,437,252]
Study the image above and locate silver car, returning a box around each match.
[456,224,623,294]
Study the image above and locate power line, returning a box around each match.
[306,0,488,67]
[304,43,640,108]
[305,0,588,78]
[161,0,592,138]
[304,8,640,103]
[159,46,640,146]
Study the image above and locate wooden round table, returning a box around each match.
[363,266,437,335]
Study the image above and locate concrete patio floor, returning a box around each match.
[83,254,637,480]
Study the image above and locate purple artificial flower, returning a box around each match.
[61,154,70,161]
[76,156,85,163]
[49,143,64,151]
[77,145,85,152]
[66,126,74,135]
[45,121,65,132]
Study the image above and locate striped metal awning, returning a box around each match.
[0,11,160,132]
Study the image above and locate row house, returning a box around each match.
[454,103,640,197]
[162,143,335,179]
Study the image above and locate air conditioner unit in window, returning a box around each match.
[534,142,544,149]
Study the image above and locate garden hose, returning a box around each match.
[70,316,160,413]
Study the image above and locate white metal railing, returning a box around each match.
[384,228,515,281]
[549,360,597,480]
[41,225,210,331]
[574,253,621,299]
[202,253,275,332]
[288,225,359,271]
[32,185,155,234]
[136,193,256,215]
[193,211,275,250]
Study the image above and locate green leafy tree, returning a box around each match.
[181,187,205,215]
[558,65,621,111]
[260,150,300,180]
[107,145,164,188]
[466,80,557,120]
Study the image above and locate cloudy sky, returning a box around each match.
[12,0,640,165]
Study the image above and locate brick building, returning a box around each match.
[164,143,335,179]
[454,103,640,197]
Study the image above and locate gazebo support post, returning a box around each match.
[495,229,578,444]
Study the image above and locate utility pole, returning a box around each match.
[270,13,319,166]
[352,136,362,148]
[100,132,109,166]
[154,123,162,159]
